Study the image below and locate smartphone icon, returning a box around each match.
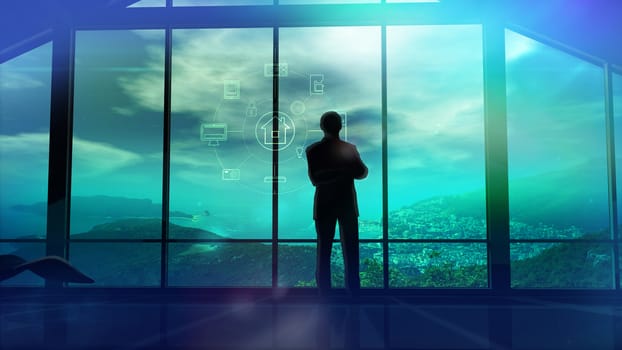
[310,74,324,95]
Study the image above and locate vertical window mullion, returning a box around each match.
[381,25,389,290]
[46,25,75,289]
[272,26,279,289]
[161,27,173,288]
[482,20,510,291]
[604,63,620,290]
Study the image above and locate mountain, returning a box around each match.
[3,160,615,288]
[5,219,320,287]
[12,195,194,220]
[432,160,610,233]
[506,162,609,232]
[71,218,222,240]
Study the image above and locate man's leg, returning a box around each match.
[315,217,337,293]
[339,213,360,293]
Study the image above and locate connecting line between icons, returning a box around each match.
[209,148,252,170]
[236,154,253,168]
[209,149,225,170]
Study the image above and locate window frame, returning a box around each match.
[3,3,613,294]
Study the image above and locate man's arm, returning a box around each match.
[306,142,368,185]
[350,145,368,180]
[311,168,351,185]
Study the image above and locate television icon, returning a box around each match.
[200,123,228,146]
[222,168,241,181]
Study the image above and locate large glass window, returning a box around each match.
[614,72,622,224]
[169,28,273,286]
[614,71,622,288]
[506,30,611,288]
[279,0,378,4]
[278,26,382,240]
[71,30,165,285]
[174,0,273,6]
[11,5,620,291]
[128,0,166,7]
[0,44,52,240]
[277,26,382,287]
[387,0,438,2]
[0,44,51,287]
[386,25,487,287]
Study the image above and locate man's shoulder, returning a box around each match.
[305,140,324,154]
[340,139,356,147]
[336,139,357,151]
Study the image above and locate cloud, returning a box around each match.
[0,132,49,154]
[72,137,143,177]
[0,71,46,90]
[115,25,491,200]
[170,146,224,169]
[111,106,135,117]
[0,133,142,190]
[0,133,50,178]
[505,29,537,62]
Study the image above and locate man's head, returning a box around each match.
[320,111,342,136]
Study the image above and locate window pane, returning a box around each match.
[0,243,46,286]
[0,44,51,239]
[278,243,315,287]
[511,243,613,288]
[506,30,608,240]
[128,0,165,7]
[279,0,378,4]
[71,30,165,238]
[69,243,161,286]
[169,243,272,286]
[278,26,382,240]
[387,25,486,240]
[614,72,622,231]
[360,242,383,288]
[174,0,273,6]
[614,72,622,290]
[278,242,382,288]
[170,28,273,239]
[389,243,488,288]
[278,242,347,288]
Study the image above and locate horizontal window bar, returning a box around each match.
[72,4,481,29]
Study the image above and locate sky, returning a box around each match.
[0,21,617,239]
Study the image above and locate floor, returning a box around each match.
[0,291,621,349]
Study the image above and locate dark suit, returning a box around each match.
[306,136,368,293]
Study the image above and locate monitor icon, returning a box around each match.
[200,123,228,146]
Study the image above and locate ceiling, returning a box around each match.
[1,0,621,66]
[501,0,622,67]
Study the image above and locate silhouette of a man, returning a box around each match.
[306,111,368,295]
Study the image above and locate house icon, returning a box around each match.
[260,116,291,145]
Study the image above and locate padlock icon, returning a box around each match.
[246,101,258,117]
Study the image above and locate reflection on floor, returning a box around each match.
[0,291,621,349]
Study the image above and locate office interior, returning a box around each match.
[1,0,621,349]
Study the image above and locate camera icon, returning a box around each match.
[222,168,241,181]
